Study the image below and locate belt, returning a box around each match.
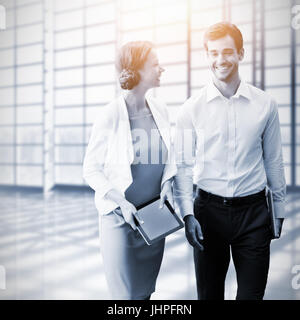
[197,188,266,206]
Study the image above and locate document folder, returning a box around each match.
[265,187,280,239]
[133,197,184,246]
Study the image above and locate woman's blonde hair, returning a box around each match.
[116,41,154,90]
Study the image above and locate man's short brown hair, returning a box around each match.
[203,22,243,52]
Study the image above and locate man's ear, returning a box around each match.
[238,47,245,61]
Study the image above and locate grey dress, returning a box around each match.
[100,110,168,300]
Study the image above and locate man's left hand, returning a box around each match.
[275,218,284,238]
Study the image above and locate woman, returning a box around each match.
[83,41,176,300]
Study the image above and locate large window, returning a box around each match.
[0,0,298,188]
[53,0,117,185]
[0,0,44,187]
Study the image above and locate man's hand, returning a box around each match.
[275,218,284,238]
[183,215,204,251]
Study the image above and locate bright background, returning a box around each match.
[0,0,299,191]
[0,0,300,301]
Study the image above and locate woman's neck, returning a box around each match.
[124,86,149,115]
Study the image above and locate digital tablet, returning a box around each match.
[133,196,184,245]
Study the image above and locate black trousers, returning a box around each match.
[193,190,272,300]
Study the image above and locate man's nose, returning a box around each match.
[216,53,226,64]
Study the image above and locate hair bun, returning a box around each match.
[119,68,140,90]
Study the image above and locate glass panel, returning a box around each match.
[55,10,83,30]
[0,29,14,48]
[239,64,252,83]
[85,106,102,124]
[0,68,14,86]
[122,10,153,30]
[156,85,187,104]
[265,68,290,86]
[121,29,154,44]
[86,23,115,45]
[162,64,187,83]
[265,28,290,48]
[191,10,223,29]
[156,24,187,44]
[55,127,83,144]
[0,107,14,124]
[280,126,291,146]
[191,68,212,87]
[0,49,14,67]
[278,108,291,126]
[0,88,14,106]
[265,48,290,67]
[155,2,187,25]
[55,68,84,87]
[17,126,43,144]
[265,87,291,105]
[282,145,291,164]
[17,106,43,124]
[284,164,291,185]
[85,85,115,104]
[17,85,43,104]
[17,24,43,45]
[231,3,253,23]
[55,88,83,106]
[0,165,14,184]
[17,3,43,25]
[265,8,290,29]
[17,166,43,186]
[85,2,115,25]
[55,29,84,50]
[0,146,14,163]
[157,44,187,64]
[55,165,83,184]
[17,45,43,65]
[17,65,43,84]
[56,49,83,68]
[55,146,84,163]
[54,0,84,12]
[55,108,83,125]
[85,44,115,64]
[17,146,43,164]
[0,127,14,143]
[85,64,116,84]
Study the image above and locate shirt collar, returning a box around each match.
[206,79,251,103]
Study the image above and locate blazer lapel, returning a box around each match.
[146,97,171,152]
[118,95,134,165]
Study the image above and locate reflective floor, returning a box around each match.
[0,188,299,300]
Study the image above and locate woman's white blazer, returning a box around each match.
[83,93,177,216]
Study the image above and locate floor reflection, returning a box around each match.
[0,188,299,300]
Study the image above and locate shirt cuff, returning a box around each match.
[274,201,286,218]
[175,198,194,219]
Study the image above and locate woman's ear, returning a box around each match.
[238,47,245,61]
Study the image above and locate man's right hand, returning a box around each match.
[183,215,204,251]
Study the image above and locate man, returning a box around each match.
[174,22,286,300]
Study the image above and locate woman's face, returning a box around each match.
[139,49,165,89]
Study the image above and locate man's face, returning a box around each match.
[206,34,244,83]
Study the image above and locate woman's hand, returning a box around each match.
[159,180,174,209]
[118,198,138,230]
[105,189,137,230]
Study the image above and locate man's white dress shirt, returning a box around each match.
[174,80,286,218]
